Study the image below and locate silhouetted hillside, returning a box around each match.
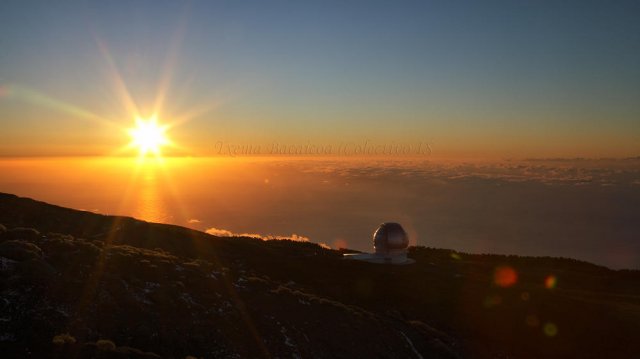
[1,193,639,358]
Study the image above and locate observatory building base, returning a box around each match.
[343,252,415,265]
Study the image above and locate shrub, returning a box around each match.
[15,258,56,283]
[0,240,43,261]
[96,339,116,351]
[52,333,76,346]
[4,227,40,241]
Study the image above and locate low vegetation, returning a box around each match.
[0,192,639,358]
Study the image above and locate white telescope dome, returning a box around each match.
[373,222,409,255]
[343,222,414,265]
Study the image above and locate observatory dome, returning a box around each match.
[373,222,409,255]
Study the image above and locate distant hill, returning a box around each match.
[1,192,639,358]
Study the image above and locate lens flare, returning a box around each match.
[333,238,348,250]
[525,314,540,327]
[543,322,558,337]
[544,275,558,289]
[483,294,503,308]
[494,266,518,287]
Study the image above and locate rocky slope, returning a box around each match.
[0,192,639,358]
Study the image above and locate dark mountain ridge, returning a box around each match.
[0,192,639,358]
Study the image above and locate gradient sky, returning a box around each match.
[0,0,638,158]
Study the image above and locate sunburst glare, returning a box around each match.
[128,116,170,156]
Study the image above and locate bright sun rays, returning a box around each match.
[3,29,227,160]
[128,116,171,156]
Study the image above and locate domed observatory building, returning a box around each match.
[344,223,415,264]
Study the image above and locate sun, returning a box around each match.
[128,116,170,156]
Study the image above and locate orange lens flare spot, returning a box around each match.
[494,266,518,287]
[525,314,540,327]
[333,238,348,250]
[544,275,557,289]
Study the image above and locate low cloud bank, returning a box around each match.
[205,227,314,243]
[205,227,331,249]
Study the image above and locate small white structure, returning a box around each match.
[343,222,415,265]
